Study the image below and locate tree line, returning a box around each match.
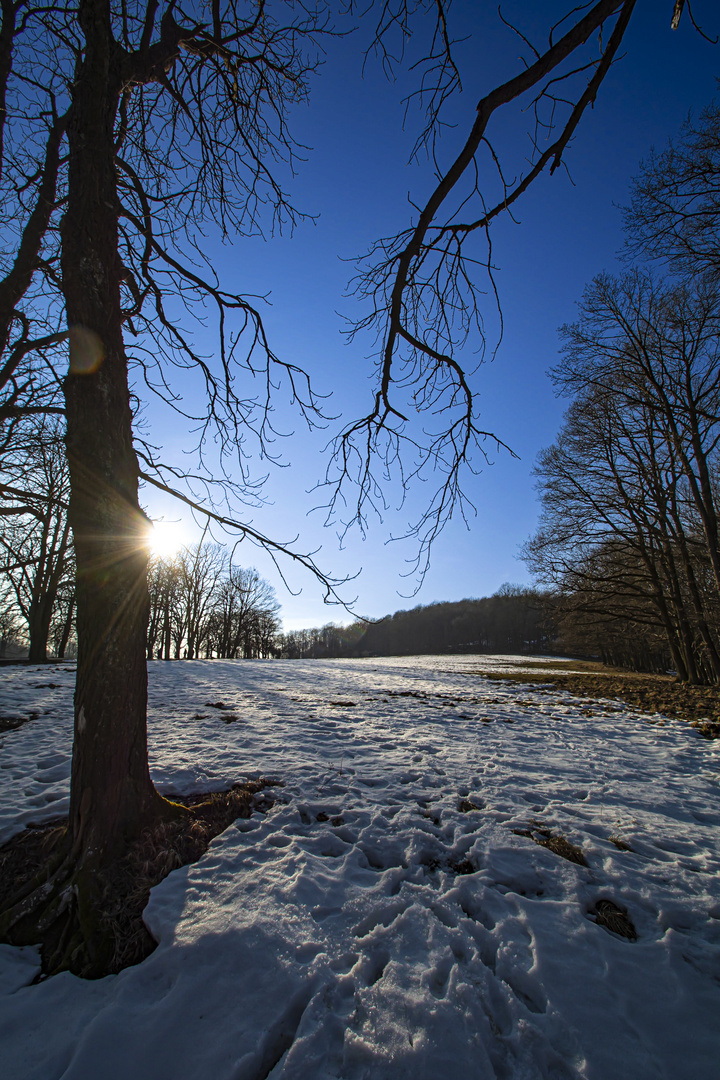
[524,103,720,685]
[279,586,552,659]
[0,413,280,661]
[0,469,281,662]
[146,546,279,660]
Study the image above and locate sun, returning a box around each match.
[147,520,184,559]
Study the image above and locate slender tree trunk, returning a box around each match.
[667,501,720,683]
[656,539,700,683]
[163,602,171,660]
[658,387,720,599]
[62,0,160,858]
[642,560,689,681]
[27,513,72,663]
[57,594,75,659]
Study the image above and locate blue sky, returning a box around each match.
[141,1,720,631]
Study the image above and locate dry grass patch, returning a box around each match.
[479,663,720,738]
[0,714,32,733]
[608,835,633,852]
[501,659,613,674]
[590,899,637,941]
[513,826,588,866]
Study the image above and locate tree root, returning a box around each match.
[0,780,275,979]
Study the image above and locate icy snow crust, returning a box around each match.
[1,654,719,1079]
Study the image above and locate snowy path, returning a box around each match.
[1,655,719,1079]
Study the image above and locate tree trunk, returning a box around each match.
[27,593,53,663]
[57,594,75,659]
[61,0,162,859]
[0,0,179,978]
[163,603,171,660]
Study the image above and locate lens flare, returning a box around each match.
[68,325,105,375]
[148,521,184,559]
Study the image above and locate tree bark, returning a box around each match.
[62,0,161,858]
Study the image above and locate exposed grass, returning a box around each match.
[0,714,32,733]
[591,899,637,941]
[488,658,616,674]
[479,662,720,738]
[513,827,588,867]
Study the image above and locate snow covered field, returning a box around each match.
[1,654,719,1080]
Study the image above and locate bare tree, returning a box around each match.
[146,546,280,659]
[525,271,720,683]
[0,579,23,656]
[146,553,176,660]
[211,564,279,658]
[547,544,676,673]
[0,0,68,428]
[625,100,720,278]
[174,542,227,659]
[561,271,720,591]
[0,0,334,976]
[0,415,72,661]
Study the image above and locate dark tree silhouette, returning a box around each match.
[0,0,334,976]
[0,415,72,660]
[626,100,720,278]
[524,271,720,684]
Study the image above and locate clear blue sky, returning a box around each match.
[142,1,720,631]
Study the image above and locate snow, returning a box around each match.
[1,654,719,1079]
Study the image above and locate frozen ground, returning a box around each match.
[0,654,719,1080]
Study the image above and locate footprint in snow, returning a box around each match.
[354,900,408,938]
[352,948,390,987]
[427,953,454,999]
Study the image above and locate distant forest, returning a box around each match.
[280,585,552,661]
[279,583,681,673]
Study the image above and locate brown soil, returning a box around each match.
[481,666,720,738]
[0,780,276,978]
